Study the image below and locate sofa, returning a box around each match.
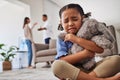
[32,25,118,67]
[32,39,57,66]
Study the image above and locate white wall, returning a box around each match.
[0,0,30,47]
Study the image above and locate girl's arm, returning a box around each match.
[60,49,95,64]
[64,34,104,53]
[56,38,95,64]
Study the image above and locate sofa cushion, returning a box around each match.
[36,48,57,57]
[49,39,56,49]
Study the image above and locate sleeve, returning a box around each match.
[55,38,69,59]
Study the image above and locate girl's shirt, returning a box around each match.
[55,38,73,59]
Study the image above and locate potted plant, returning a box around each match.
[0,44,17,70]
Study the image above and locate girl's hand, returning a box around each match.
[64,34,77,42]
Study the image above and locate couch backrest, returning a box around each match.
[49,39,56,49]
[107,25,118,55]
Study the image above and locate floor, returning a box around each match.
[0,63,58,80]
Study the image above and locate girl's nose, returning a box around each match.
[68,21,74,26]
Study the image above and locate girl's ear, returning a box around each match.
[82,15,85,19]
[81,15,85,22]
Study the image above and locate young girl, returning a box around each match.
[52,3,120,80]
[23,17,37,68]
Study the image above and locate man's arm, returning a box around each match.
[38,27,47,31]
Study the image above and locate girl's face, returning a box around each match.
[61,8,83,34]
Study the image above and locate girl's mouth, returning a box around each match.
[68,28,76,33]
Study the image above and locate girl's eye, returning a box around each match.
[72,17,78,21]
[64,19,68,23]
[63,17,78,23]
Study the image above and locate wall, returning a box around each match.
[0,0,30,47]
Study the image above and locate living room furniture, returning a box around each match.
[32,39,57,66]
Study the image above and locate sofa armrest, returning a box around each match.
[32,43,49,65]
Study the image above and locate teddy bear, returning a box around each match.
[58,18,115,70]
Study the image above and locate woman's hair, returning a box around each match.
[23,17,30,28]
[59,3,85,18]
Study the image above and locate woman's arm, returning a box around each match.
[31,22,38,29]
[64,34,104,53]
[60,49,95,64]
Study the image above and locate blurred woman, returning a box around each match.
[23,17,37,68]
